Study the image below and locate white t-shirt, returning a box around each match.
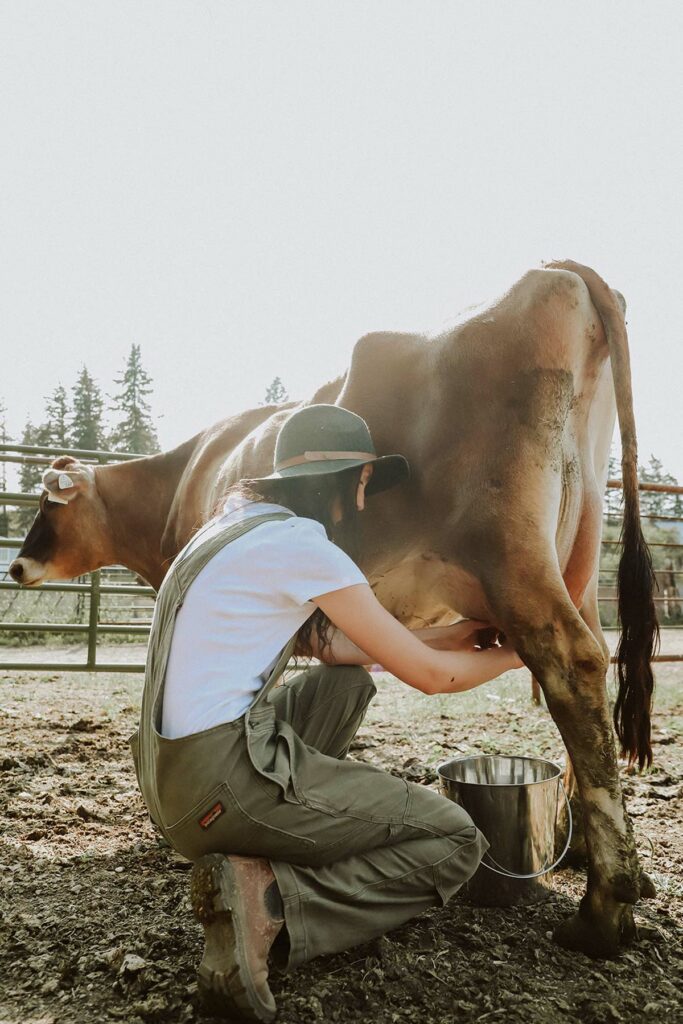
[160,497,367,739]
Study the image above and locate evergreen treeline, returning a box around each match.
[606,452,683,520]
[1,346,160,529]
[15,345,160,457]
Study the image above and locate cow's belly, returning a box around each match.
[370,495,602,629]
[370,554,490,626]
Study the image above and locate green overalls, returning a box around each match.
[131,512,488,968]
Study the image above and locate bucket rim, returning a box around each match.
[436,753,564,788]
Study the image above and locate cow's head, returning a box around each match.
[9,456,112,586]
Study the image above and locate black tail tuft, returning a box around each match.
[613,499,659,769]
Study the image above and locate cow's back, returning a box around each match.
[161,405,295,559]
[334,268,617,622]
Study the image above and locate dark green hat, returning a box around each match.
[248,404,409,496]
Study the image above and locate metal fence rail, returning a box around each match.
[0,570,155,673]
[527,478,683,700]
[602,478,683,646]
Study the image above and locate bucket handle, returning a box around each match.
[479,779,573,880]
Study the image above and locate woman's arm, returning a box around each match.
[313,584,523,695]
[311,619,492,666]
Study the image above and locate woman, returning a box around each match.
[132,404,521,1023]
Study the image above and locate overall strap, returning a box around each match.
[250,632,298,710]
[144,510,295,732]
[136,508,298,832]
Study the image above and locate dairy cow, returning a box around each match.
[12,261,657,958]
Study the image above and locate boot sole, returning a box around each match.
[190,853,277,1022]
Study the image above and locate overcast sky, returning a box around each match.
[1,2,682,479]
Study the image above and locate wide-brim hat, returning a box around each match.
[246,404,410,497]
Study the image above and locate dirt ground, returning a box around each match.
[1,640,682,1024]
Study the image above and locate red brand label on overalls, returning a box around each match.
[198,802,224,829]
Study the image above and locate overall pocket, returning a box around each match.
[165,779,316,862]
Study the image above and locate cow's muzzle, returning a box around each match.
[8,558,45,586]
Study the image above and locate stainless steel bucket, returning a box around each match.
[437,754,571,907]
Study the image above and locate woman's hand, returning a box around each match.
[313,585,524,695]
[418,619,493,652]
[466,636,525,674]
[415,621,524,684]
[405,620,523,668]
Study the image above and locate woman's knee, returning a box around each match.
[320,664,376,700]
[331,663,373,684]
[406,781,478,838]
[350,665,375,697]
[434,824,488,902]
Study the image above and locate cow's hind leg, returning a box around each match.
[492,577,642,957]
[558,588,611,866]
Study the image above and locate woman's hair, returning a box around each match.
[221,467,365,660]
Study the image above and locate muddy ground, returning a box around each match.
[1,641,682,1024]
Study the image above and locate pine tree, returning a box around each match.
[606,451,683,520]
[108,345,160,454]
[70,366,106,451]
[16,420,46,531]
[639,455,681,519]
[263,377,289,404]
[605,450,623,521]
[43,384,70,448]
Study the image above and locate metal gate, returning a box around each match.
[0,442,155,672]
[601,477,683,664]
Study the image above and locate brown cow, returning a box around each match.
[11,261,657,958]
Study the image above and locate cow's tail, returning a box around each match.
[546,259,659,769]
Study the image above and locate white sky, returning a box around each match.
[1,2,682,478]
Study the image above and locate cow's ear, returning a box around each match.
[50,455,79,472]
[42,459,94,505]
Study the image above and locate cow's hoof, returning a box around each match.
[640,871,657,899]
[553,902,636,959]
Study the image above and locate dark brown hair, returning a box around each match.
[222,467,365,660]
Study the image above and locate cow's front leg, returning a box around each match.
[497,591,643,957]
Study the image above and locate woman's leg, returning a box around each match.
[269,663,376,759]
[193,758,484,1015]
[191,665,486,1018]
[241,667,489,966]
[269,768,486,968]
